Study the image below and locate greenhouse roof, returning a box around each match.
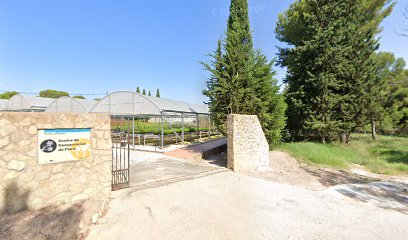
[46,97,98,113]
[90,91,208,116]
[0,99,8,110]
[7,94,54,111]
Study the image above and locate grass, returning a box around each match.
[279,134,408,175]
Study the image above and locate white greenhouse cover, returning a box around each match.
[7,94,54,111]
[0,99,8,110]
[90,91,208,115]
[46,97,98,113]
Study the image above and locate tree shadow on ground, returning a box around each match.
[0,181,85,240]
[334,181,408,214]
[381,150,408,164]
[304,168,408,214]
[304,168,380,187]
[371,138,408,164]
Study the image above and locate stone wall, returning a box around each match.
[0,112,112,212]
[227,114,269,172]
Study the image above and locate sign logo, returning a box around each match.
[40,139,57,153]
[70,139,91,159]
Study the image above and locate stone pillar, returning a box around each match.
[227,114,269,172]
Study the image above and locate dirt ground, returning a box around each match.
[1,203,82,240]
[248,151,408,213]
[0,199,105,240]
[244,151,394,190]
[244,151,324,189]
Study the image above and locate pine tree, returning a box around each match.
[148,91,151,96]
[156,89,161,98]
[370,52,408,135]
[339,0,394,142]
[142,89,146,95]
[251,51,287,144]
[276,0,394,143]
[202,0,286,144]
[0,91,18,99]
[39,89,69,99]
[136,87,140,93]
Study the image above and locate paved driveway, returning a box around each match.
[129,157,222,187]
[87,171,408,240]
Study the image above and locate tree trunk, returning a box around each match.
[371,120,377,140]
[321,135,326,144]
[340,132,347,144]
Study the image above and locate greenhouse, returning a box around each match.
[2,91,218,148]
[90,91,208,116]
[91,91,214,148]
[0,99,8,110]
[45,97,98,113]
[6,94,54,112]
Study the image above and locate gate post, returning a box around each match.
[161,111,164,148]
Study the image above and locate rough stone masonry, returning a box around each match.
[227,114,269,172]
[0,112,112,213]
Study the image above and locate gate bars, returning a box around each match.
[111,117,130,191]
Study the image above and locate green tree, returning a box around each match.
[0,91,18,99]
[39,90,69,99]
[390,88,408,134]
[156,89,161,98]
[148,90,151,96]
[136,87,141,94]
[251,51,287,144]
[72,95,85,99]
[202,39,230,134]
[202,0,286,144]
[371,52,408,135]
[276,0,394,143]
[142,89,146,95]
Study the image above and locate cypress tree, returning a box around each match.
[202,39,229,134]
[148,90,151,96]
[136,87,140,93]
[142,89,146,95]
[202,0,286,144]
[223,0,253,114]
[156,89,161,98]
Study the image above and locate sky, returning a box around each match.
[0,0,407,104]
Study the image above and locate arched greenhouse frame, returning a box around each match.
[90,91,216,148]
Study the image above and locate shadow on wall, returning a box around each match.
[0,181,85,240]
[2,181,30,214]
